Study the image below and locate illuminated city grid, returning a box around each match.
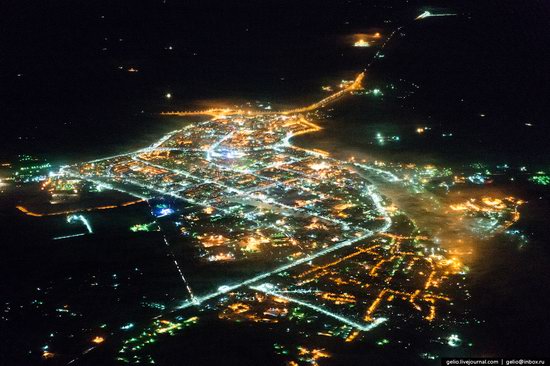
[19,11,529,364]
[48,70,495,364]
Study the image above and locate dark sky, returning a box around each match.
[1,0,549,162]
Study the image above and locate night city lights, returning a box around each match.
[2,1,550,366]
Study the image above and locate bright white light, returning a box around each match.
[218,285,231,293]
[447,334,462,347]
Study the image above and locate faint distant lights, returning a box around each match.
[416,126,432,134]
[120,323,134,330]
[117,65,138,73]
[530,172,550,186]
[375,132,400,145]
